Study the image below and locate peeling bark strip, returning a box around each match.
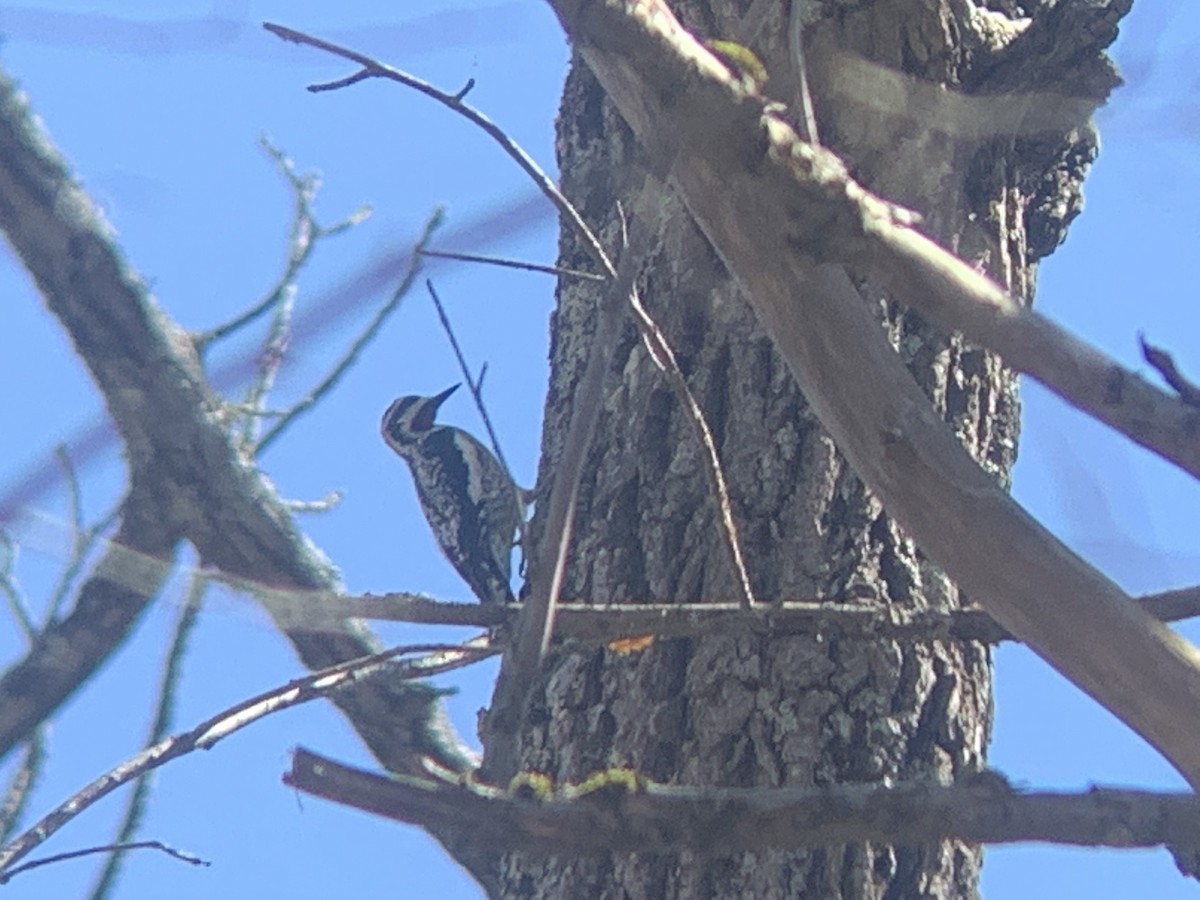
[480,1,1150,897]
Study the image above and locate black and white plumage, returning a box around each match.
[381,385,521,604]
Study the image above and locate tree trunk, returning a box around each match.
[485,1,1118,895]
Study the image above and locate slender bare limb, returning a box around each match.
[262,22,611,274]
[263,584,1200,646]
[194,138,371,351]
[45,458,120,625]
[421,248,605,282]
[255,208,443,453]
[0,532,35,640]
[425,280,518,484]
[0,640,495,878]
[2,841,209,886]
[483,213,638,781]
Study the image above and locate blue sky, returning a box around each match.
[0,2,1197,897]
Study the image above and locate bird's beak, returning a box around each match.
[430,383,460,410]
[408,383,461,431]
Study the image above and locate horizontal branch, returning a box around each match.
[252,583,1200,646]
[288,748,1200,864]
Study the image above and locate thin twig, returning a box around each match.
[263,22,611,276]
[0,639,496,877]
[46,503,120,626]
[421,248,605,282]
[424,280,517,484]
[238,281,296,450]
[194,138,371,350]
[622,213,757,609]
[255,208,444,453]
[2,841,209,885]
[484,211,643,780]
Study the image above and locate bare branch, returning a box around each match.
[285,584,1200,646]
[421,248,605,282]
[0,532,35,641]
[425,279,518,486]
[262,22,610,274]
[255,208,443,454]
[288,750,1200,860]
[621,198,758,609]
[2,841,209,886]
[44,475,120,625]
[194,138,371,351]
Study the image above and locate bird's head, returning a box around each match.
[380,384,460,451]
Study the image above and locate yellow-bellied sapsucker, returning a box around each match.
[381,385,521,604]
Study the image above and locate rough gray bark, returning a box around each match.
[484,1,1122,896]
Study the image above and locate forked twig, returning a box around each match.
[255,208,444,453]
[424,280,516,482]
[195,138,371,351]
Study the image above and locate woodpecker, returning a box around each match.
[381,385,521,604]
